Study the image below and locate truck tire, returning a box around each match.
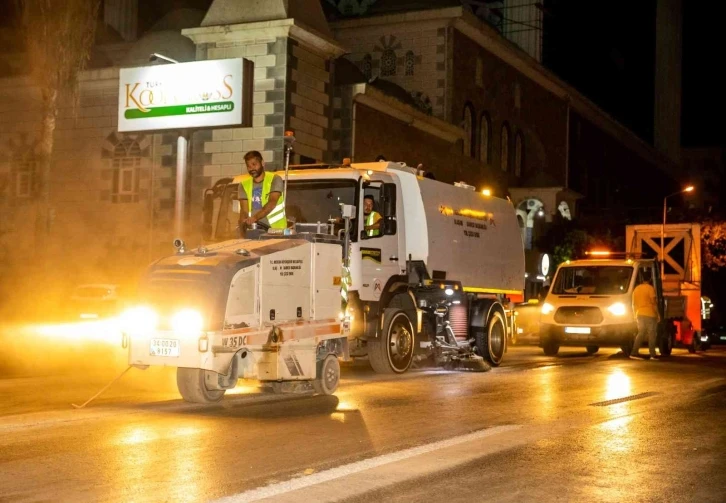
[542,340,559,356]
[176,368,226,404]
[586,345,599,355]
[369,308,414,374]
[313,355,340,395]
[475,310,506,366]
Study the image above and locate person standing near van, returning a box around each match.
[631,273,659,359]
[238,150,287,230]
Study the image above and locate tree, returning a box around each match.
[15,0,100,249]
[701,221,726,270]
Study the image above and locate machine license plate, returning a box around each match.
[150,339,180,357]
[565,327,591,334]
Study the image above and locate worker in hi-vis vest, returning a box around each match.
[363,194,382,237]
[238,150,287,231]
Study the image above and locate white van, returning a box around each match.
[538,254,664,356]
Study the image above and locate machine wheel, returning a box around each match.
[369,309,415,374]
[542,340,559,356]
[586,345,599,355]
[476,310,507,366]
[176,368,226,404]
[313,355,341,395]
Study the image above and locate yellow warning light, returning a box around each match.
[440,283,445,289]
[284,130,295,137]
[586,250,611,257]
[481,188,492,197]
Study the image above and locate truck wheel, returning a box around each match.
[586,345,599,355]
[176,368,226,404]
[369,308,414,374]
[542,340,559,356]
[313,355,340,395]
[476,310,506,366]
[659,332,673,357]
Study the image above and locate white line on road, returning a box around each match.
[213,424,522,503]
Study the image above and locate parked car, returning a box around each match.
[68,284,125,320]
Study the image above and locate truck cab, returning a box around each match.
[539,254,672,356]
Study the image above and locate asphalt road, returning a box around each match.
[1,339,725,503]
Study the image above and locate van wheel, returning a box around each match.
[176,368,226,403]
[659,332,673,357]
[313,355,340,395]
[475,310,507,366]
[586,345,599,355]
[621,342,633,356]
[369,309,414,374]
[542,340,559,356]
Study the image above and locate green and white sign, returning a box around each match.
[118,58,251,132]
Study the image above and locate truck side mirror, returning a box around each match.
[381,183,397,235]
[382,183,396,217]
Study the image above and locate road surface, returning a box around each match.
[0,342,724,502]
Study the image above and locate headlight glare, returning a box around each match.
[541,302,555,315]
[121,306,158,336]
[171,309,204,337]
[607,302,627,316]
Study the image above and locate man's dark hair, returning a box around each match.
[375,154,387,162]
[364,195,375,202]
[244,150,264,163]
[641,271,652,284]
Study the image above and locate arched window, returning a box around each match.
[112,136,142,203]
[500,123,510,172]
[381,49,397,76]
[479,113,491,164]
[514,131,524,177]
[405,51,415,76]
[362,54,372,80]
[463,104,475,158]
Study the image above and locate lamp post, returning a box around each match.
[661,185,694,281]
[148,52,187,239]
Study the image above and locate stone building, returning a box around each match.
[0,0,677,288]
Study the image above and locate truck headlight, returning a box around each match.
[607,302,627,316]
[121,306,158,336]
[541,302,555,315]
[171,309,204,337]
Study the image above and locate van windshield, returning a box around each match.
[551,266,634,295]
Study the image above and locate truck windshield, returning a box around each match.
[285,180,357,225]
[551,266,634,295]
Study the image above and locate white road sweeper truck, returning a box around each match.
[123,161,524,403]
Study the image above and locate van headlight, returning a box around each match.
[121,306,158,336]
[607,302,627,316]
[171,309,204,337]
[541,302,555,315]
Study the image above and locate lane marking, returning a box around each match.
[589,391,660,407]
[213,424,521,503]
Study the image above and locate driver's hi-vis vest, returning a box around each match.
[366,211,381,237]
[240,172,287,229]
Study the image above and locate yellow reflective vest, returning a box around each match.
[366,211,381,237]
[240,172,287,229]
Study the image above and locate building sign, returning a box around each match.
[118,58,253,132]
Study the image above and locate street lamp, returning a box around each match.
[661,185,694,281]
